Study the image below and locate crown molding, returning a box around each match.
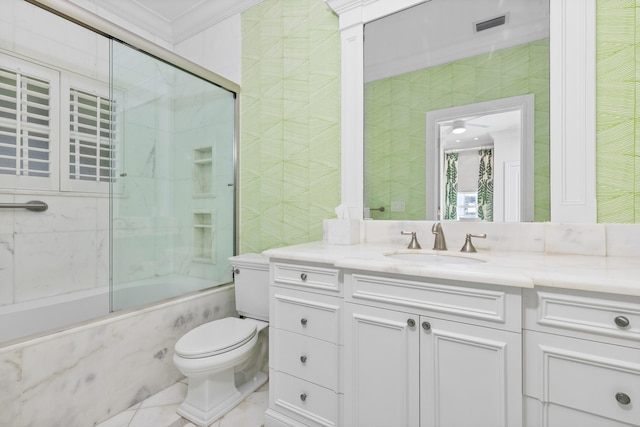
[172,0,263,44]
[325,0,427,29]
[74,0,263,46]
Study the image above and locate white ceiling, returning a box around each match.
[365,0,549,82]
[81,0,263,45]
[441,110,521,146]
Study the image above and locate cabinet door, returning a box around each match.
[420,317,522,427]
[524,330,640,427]
[344,303,420,427]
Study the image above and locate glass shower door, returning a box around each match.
[110,41,236,311]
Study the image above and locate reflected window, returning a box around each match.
[457,192,478,220]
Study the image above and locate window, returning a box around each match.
[457,192,478,220]
[69,89,115,182]
[0,52,118,193]
[0,55,59,191]
[62,80,118,192]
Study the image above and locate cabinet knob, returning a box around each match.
[300,355,307,363]
[422,321,431,331]
[407,318,416,327]
[615,392,631,405]
[614,316,630,328]
[300,318,308,326]
[300,273,307,281]
[300,393,307,402]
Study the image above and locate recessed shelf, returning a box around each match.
[193,146,215,197]
[193,211,215,263]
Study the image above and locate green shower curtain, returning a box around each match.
[477,148,493,221]
[444,152,458,220]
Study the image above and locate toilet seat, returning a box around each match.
[175,318,257,359]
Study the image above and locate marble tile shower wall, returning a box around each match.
[0,194,110,306]
[171,73,235,278]
[112,46,236,285]
[112,71,176,284]
[0,286,236,427]
[0,0,111,307]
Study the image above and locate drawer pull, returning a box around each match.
[614,316,630,328]
[422,321,431,331]
[300,318,308,326]
[300,273,308,281]
[300,355,307,363]
[615,392,631,405]
[300,393,307,402]
[407,318,416,327]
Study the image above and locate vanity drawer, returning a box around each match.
[346,272,521,332]
[273,329,339,391]
[524,330,640,425]
[271,371,339,427]
[273,262,341,293]
[271,287,342,343]
[524,288,640,346]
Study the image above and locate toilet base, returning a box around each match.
[177,370,268,427]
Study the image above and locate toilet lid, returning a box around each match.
[175,318,258,359]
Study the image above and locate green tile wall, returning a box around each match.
[365,39,550,221]
[240,0,340,253]
[596,0,639,223]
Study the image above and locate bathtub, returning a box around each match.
[0,287,110,345]
[0,274,226,345]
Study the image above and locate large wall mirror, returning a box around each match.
[363,0,550,222]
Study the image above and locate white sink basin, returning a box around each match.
[384,251,486,265]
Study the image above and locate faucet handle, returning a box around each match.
[460,233,486,253]
[400,231,422,249]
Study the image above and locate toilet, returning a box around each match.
[173,253,269,427]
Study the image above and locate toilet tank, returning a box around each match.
[229,253,270,321]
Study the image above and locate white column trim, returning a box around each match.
[338,24,364,220]
[326,0,426,220]
[550,0,596,223]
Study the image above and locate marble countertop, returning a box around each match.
[264,242,640,296]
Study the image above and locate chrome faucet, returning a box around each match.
[400,231,422,249]
[431,222,447,250]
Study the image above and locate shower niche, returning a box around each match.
[192,211,215,264]
[191,146,217,265]
[192,146,215,197]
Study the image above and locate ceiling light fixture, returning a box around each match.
[452,119,466,134]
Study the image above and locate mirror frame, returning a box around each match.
[325,0,596,223]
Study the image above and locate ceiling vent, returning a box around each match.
[474,15,507,33]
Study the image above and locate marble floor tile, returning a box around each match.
[96,379,268,427]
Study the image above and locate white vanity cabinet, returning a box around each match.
[344,272,523,427]
[523,287,640,427]
[266,260,343,427]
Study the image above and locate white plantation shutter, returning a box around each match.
[0,53,118,194]
[0,66,52,180]
[68,88,116,183]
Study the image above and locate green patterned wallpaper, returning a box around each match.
[595,0,639,223]
[365,39,550,221]
[239,0,340,253]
